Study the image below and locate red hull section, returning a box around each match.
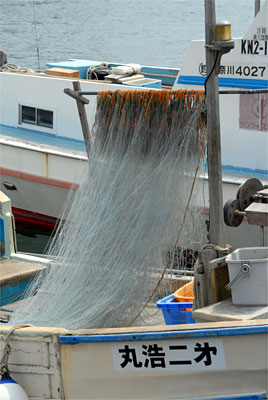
[12,207,58,234]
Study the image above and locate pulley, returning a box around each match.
[223,199,243,227]
[223,177,266,228]
[236,177,264,211]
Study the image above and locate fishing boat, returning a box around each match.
[0,1,267,249]
[0,186,267,399]
[0,1,268,398]
[0,170,268,398]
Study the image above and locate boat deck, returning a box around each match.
[0,258,45,286]
[0,258,45,317]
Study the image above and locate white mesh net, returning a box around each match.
[10,89,207,329]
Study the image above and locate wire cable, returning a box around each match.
[204,50,219,96]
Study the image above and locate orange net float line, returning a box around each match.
[97,89,205,111]
[93,89,207,161]
[96,89,206,139]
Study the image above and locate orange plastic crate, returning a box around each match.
[174,280,194,303]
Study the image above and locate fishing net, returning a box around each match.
[10,89,207,329]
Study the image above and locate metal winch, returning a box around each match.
[224,177,268,227]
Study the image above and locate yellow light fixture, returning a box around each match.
[216,21,232,41]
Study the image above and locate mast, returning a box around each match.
[193,1,234,309]
[204,0,226,247]
[255,0,261,15]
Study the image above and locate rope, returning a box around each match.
[0,325,32,377]
[0,63,34,73]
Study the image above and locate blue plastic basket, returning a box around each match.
[156,294,195,325]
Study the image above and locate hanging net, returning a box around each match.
[10,89,207,329]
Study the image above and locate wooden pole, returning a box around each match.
[205,0,226,247]
[72,81,91,156]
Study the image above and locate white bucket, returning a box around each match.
[226,247,268,306]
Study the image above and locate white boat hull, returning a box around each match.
[0,321,267,400]
[0,134,86,231]
[1,134,266,247]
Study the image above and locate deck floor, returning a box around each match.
[0,258,45,286]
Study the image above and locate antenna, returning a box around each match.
[32,0,40,71]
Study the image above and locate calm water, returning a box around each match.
[0,0,256,253]
[1,0,254,70]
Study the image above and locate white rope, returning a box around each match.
[0,325,32,377]
[0,63,34,73]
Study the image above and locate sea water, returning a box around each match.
[1,0,254,70]
[0,0,256,252]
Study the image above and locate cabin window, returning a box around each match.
[19,105,53,129]
[37,109,53,128]
[21,106,36,125]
